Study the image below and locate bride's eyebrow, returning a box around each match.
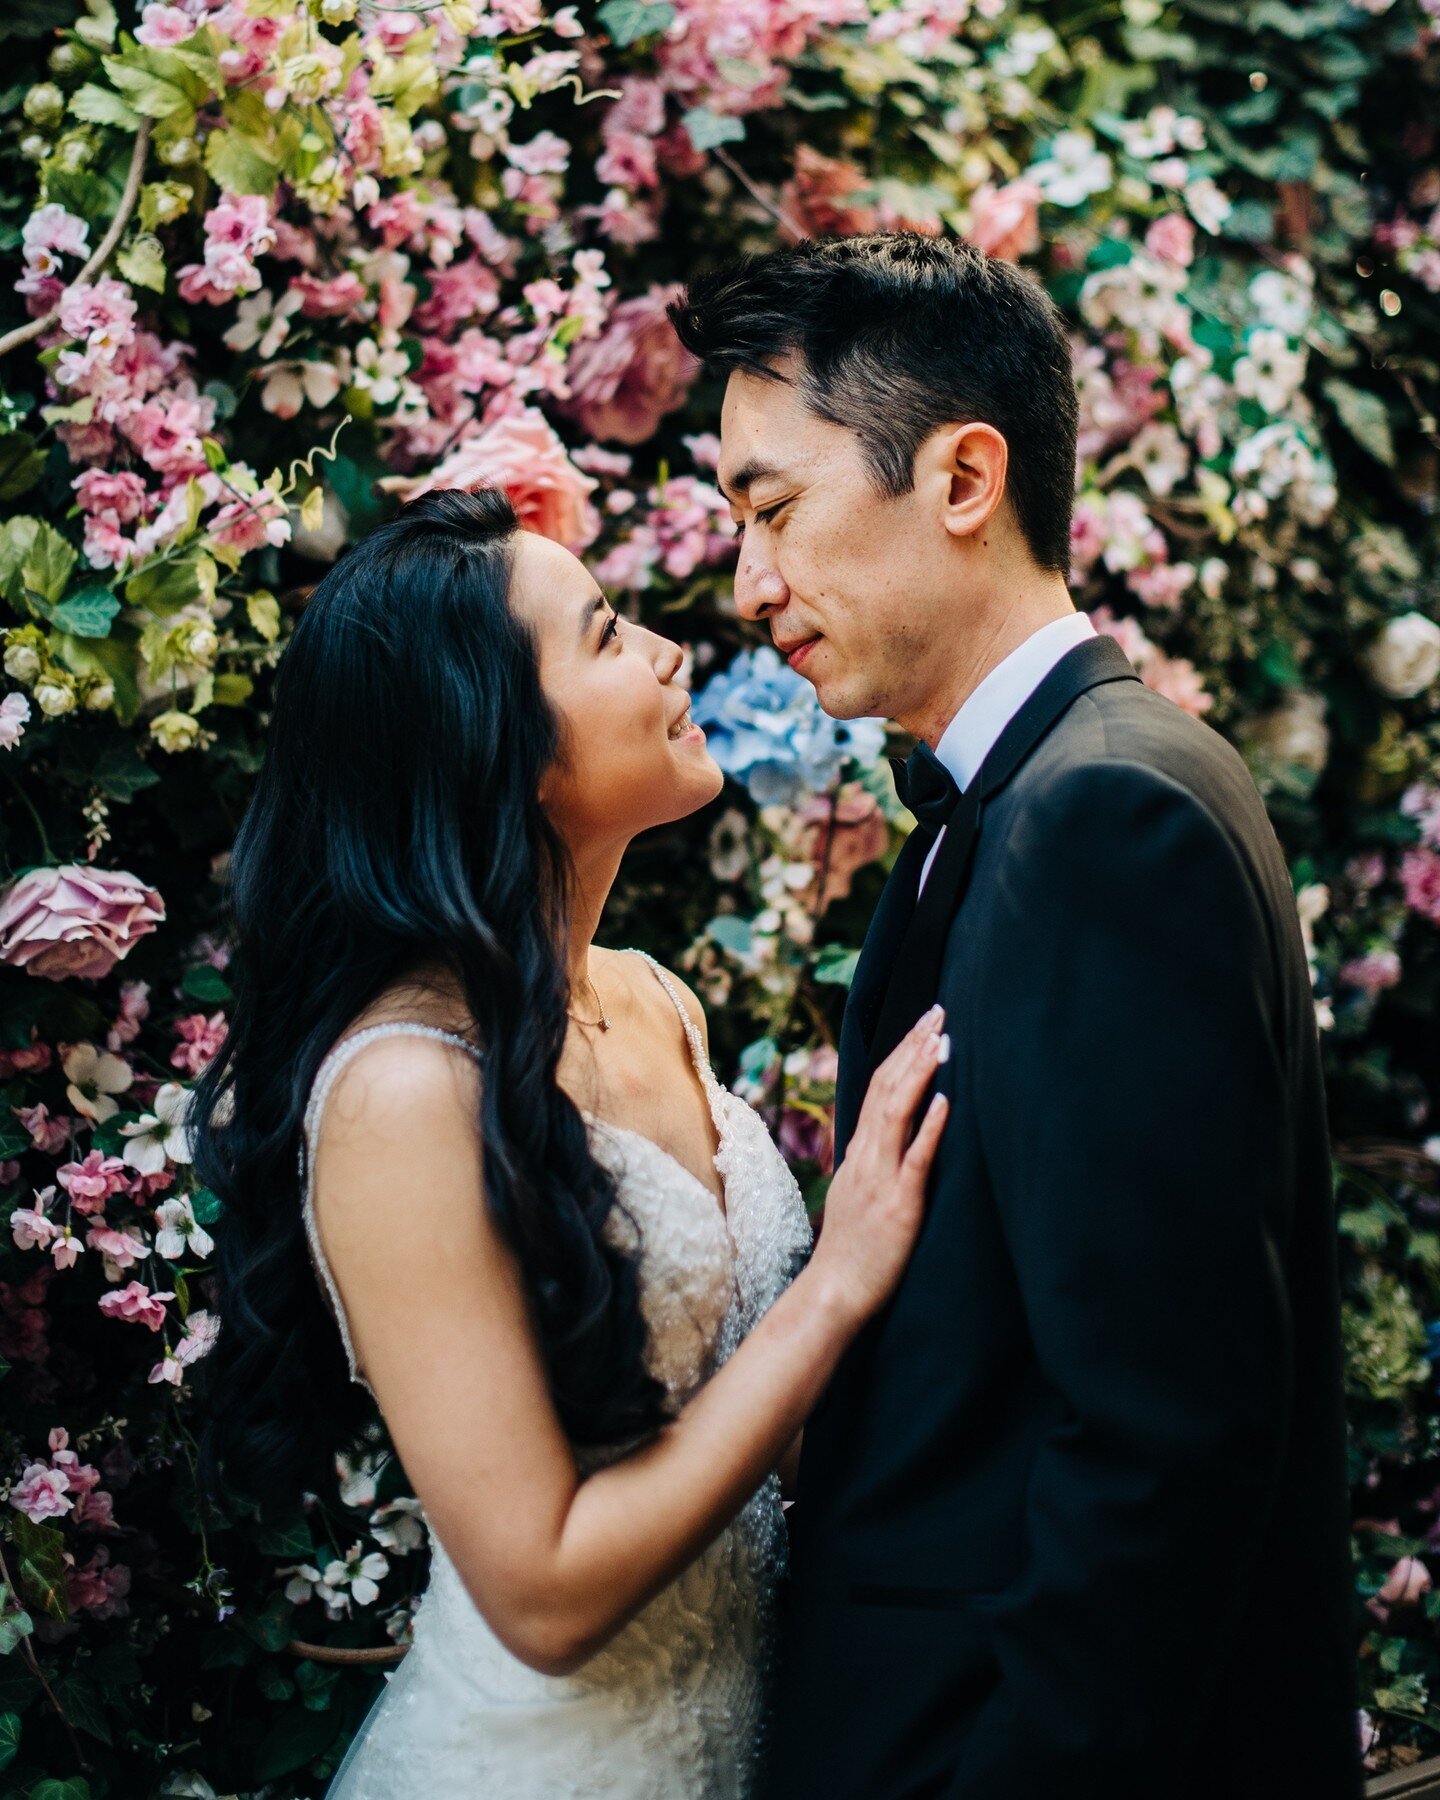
[578,592,609,638]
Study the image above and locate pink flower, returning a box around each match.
[170,1009,228,1077]
[72,468,149,524]
[1089,606,1213,718]
[58,1149,128,1215]
[86,1224,149,1270]
[9,1460,72,1522]
[106,979,151,1053]
[10,1199,56,1252]
[97,1280,174,1332]
[67,1546,130,1617]
[56,277,137,364]
[776,146,878,240]
[1144,213,1197,266]
[1367,1554,1433,1622]
[968,179,1043,262]
[0,864,166,981]
[135,3,196,46]
[1341,949,1402,993]
[1400,846,1440,926]
[291,271,368,319]
[16,1104,71,1155]
[558,283,699,446]
[802,786,890,910]
[176,194,275,305]
[0,693,30,751]
[387,405,601,551]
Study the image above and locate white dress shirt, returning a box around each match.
[917,610,1097,895]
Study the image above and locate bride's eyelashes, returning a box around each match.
[600,612,621,649]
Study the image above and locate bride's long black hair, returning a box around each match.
[190,486,667,1514]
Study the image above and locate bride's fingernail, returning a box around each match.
[934,1033,951,1064]
[920,1003,944,1031]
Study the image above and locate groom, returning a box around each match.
[669,234,1361,1799]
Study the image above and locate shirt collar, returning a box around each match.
[931,611,1098,793]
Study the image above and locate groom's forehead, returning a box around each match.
[715,454,792,504]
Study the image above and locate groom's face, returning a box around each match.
[717,351,986,726]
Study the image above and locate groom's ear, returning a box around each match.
[933,421,1009,544]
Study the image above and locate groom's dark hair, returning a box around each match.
[667,231,1078,575]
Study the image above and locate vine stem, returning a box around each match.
[0,1534,93,1774]
[0,118,153,361]
[0,757,57,867]
[766,779,842,1137]
[710,146,810,244]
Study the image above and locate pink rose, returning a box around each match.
[558,283,700,446]
[0,865,166,981]
[386,405,601,552]
[9,1461,72,1523]
[968,179,1043,263]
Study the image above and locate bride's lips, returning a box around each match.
[666,701,703,743]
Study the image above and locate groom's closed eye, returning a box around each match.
[733,505,783,542]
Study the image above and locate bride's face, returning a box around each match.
[509,527,725,849]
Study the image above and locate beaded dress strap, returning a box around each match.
[619,949,720,1096]
[298,1023,482,1393]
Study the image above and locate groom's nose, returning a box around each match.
[733,552,789,622]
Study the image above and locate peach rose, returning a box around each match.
[967,179,1043,263]
[558,282,700,447]
[778,147,880,243]
[0,864,166,981]
[803,787,890,911]
[384,405,602,552]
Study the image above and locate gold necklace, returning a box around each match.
[567,972,611,1032]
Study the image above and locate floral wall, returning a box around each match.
[0,0,1437,1791]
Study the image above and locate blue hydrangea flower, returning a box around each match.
[691,645,887,807]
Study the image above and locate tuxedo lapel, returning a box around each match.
[834,821,935,1160]
[857,634,1143,1087]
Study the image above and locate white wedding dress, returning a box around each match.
[298,949,814,1798]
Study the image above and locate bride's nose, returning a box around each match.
[656,635,685,685]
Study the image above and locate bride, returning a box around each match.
[190,486,949,1797]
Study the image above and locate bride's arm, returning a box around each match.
[310,1013,948,1678]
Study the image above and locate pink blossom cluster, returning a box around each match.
[1089,606,1214,718]
[7,1426,114,1530]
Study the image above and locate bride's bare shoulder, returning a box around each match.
[597,947,710,1054]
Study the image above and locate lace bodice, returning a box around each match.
[297,948,814,1798]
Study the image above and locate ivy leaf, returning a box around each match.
[253,1703,343,1782]
[182,962,232,1004]
[116,231,166,292]
[246,590,281,643]
[125,548,217,615]
[51,584,120,639]
[69,82,140,129]
[0,1710,19,1772]
[90,738,162,803]
[54,1675,112,1746]
[681,106,745,151]
[812,947,860,987]
[203,125,282,197]
[254,1516,315,1559]
[0,1118,30,1158]
[101,45,208,130]
[6,1515,69,1622]
[190,1186,225,1228]
[596,0,675,45]
[1323,378,1395,468]
[0,432,46,502]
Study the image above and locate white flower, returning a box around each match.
[369,1497,426,1554]
[34,677,76,717]
[1130,421,1189,497]
[4,642,42,683]
[63,1042,133,1123]
[1363,612,1440,700]
[352,338,410,406]
[118,1082,195,1173]
[1234,328,1307,413]
[222,287,301,358]
[990,25,1055,76]
[1027,131,1114,207]
[1244,691,1330,776]
[1183,176,1232,233]
[153,1193,214,1261]
[1249,265,1314,336]
[319,1542,390,1611]
[259,356,347,420]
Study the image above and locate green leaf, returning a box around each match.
[254,1517,315,1559]
[6,1515,68,1622]
[0,1119,29,1158]
[203,125,282,197]
[246,590,281,642]
[90,738,161,803]
[53,1676,111,1747]
[681,106,745,151]
[812,947,860,988]
[101,45,208,129]
[1323,378,1395,468]
[124,549,217,615]
[253,1702,343,1782]
[51,584,120,639]
[707,914,753,957]
[0,1712,19,1773]
[211,672,254,706]
[28,1780,91,1800]
[116,231,166,292]
[190,1185,225,1227]
[596,0,675,44]
[0,433,46,503]
[19,520,77,608]
[68,82,140,129]
[182,962,232,1004]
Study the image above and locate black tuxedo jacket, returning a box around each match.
[765,636,1361,1800]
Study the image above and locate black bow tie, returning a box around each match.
[889,742,963,832]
